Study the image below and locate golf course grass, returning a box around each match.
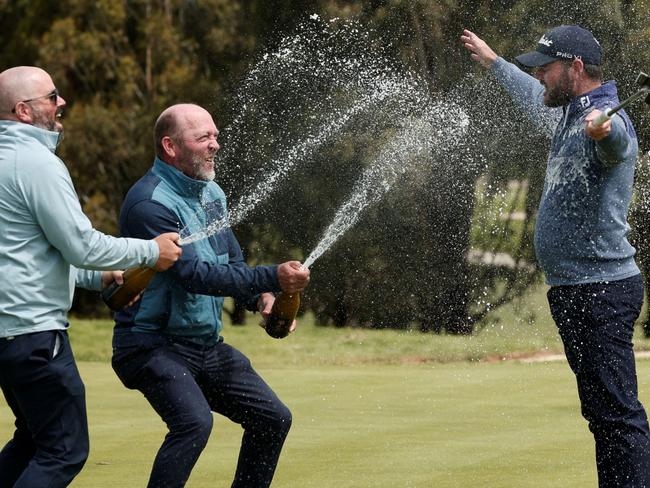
[2,286,650,487]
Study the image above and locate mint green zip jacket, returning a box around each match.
[0,121,159,338]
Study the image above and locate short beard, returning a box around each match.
[175,140,216,181]
[190,154,216,181]
[543,65,573,107]
[30,105,61,133]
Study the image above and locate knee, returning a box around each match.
[279,404,292,429]
[191,412,214,442]
[68,423,89,463]
[589,414,649,438]
[57,436,89,480]
[267,403,292,438]
[173,410,214,445]
[64,453,88,479]
[245,402,292,439]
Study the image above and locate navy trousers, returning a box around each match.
[0,330,89,488]
[548,275,650,487]
[112,338,291,488]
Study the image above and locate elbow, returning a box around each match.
[61,248,94,269]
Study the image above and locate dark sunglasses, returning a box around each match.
[11,89,59,113]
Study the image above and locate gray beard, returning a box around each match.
[191,155,216,181]
[30,106,61,133]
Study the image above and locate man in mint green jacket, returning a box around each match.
[0,66,182,488]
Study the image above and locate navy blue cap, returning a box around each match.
[515,25,602,68]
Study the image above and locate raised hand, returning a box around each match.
[460,29,498,68]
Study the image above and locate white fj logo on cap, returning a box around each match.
[580,96,591,108]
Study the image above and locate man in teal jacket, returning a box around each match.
[0,66,183,488]
[112,103,310,487]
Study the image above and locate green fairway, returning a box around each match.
[3,285,650,487]
[4,356,650,487]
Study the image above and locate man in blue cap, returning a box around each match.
[461,25,650,486]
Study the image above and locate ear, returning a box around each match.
[570,57,585,74]
[13,102,33,124]
[161,136,177,159]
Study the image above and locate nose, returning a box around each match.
[57,95,66,108]
[209,140,220,152]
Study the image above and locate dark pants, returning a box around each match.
[112,338,291,488]
[0,330,89,488]
[548,275,650,487]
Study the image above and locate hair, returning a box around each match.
[153,110,181,158]
[559,59,603,83]
[584,63,603,82]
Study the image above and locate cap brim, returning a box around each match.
[514,51,557,68]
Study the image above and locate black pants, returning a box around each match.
[0,330,89,488]
[548,275,650,487]
[112,338,291,488]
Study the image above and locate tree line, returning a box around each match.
[2,0,650,334]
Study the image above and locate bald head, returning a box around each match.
[0,67,51,118]
[154,104,214,155]
[0,66,65,132]
[154,103,220,180]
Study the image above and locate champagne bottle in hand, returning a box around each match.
[101,267,156,311]
[265,292,300,339]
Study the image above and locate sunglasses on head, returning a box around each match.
[11,89,59,114]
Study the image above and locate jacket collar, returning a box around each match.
[0,120,61,153]
[568,80,619,115]
[152,157,210,198]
